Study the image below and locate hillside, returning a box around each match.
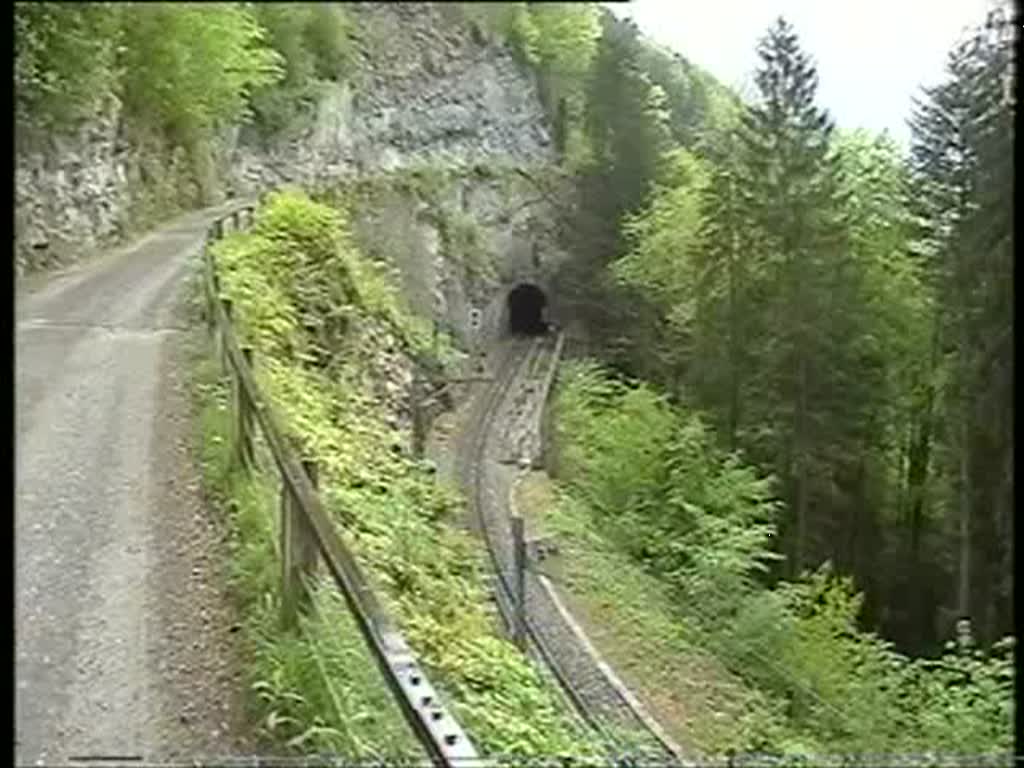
[14,1,1015,763]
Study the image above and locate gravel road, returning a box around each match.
[15,206,252,766]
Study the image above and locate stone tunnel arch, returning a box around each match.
[507,283,548,335]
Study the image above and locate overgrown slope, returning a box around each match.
[542,360,1014,755]
[198,189,604,758]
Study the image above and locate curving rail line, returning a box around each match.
[456,333,684,764]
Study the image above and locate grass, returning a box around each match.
[515,469,810,756]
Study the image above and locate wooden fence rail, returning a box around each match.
[201,204,481,767]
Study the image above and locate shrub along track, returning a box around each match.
[454,334,678,763]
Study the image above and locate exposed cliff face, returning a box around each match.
[14,100,230,278]
[16,115,122,274]
[15,110,200,276]
[228,3,553,190]
[15,2,569,348]
[339,164,573,351]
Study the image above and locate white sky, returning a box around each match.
[608,0,997,147]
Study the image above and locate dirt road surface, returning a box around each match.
[15,206,252,766]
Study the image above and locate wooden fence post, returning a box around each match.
[511,514,527,650]
[281,459,320,630]
[211,269,223,353]
[411,375,426,459]
[214,218,224,240]
[220,298,233,374]
[202,244,215,336]
[233,346,254,471]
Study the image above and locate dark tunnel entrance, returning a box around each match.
[507,283,548,336]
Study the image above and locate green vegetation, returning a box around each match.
[15,2,350,207]
[600,13,1015,658]
[549,361,1014,754]
[248,3,354,137]
[14,3,122,131]
[457,3,601,168]
[538,8,1014,755]
[202,189,602,758]
[118,5,282,144]
[459,4,733,178]
[517,471,792,754]
[439,208,496,283]
[314,161,557,289]
[14,2,353,141]
[190,332,423,758]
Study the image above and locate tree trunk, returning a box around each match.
[794,352,809,576]
[907,316,941,633]
[956,335,971,621]
[957,431,970,620]
[726,187,741,453]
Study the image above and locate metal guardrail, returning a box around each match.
[201,203,481,767]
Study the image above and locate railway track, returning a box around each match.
[456,334,681,764]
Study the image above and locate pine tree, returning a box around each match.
[582,11,672,237]
[732,17,849,576]
[907,7,1015,644]
[692,127,754,452]
[565,10,672,363]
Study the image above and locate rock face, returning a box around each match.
[344,165,573,351]
[16,109,129,275]
[15,107,201,277]
[227,3,554,193]
[14,1,568,343]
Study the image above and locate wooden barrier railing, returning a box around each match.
[201,203,481,767]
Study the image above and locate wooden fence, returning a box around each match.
[201,203,481,767]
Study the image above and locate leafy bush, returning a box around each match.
[551,360,1015,754]
[530,3,601,88]
[458,3,534,60]
[192,345,423,758]
[554,361,670,501]
[119,4,282,143]
[614,148,709,314]
[249,3,354,136]
[15,2,122,130]
[440,208,495,282]
[554,360,780,599]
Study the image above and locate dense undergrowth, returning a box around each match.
[549,360,1015,756]
[195,189,603,758]
[190,342,422,758]
[524,475,802,754]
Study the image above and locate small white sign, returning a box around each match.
[468,307,482,329]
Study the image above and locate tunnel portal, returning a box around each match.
[507,283,548,336]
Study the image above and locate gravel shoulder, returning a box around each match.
[15,205,252,765]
